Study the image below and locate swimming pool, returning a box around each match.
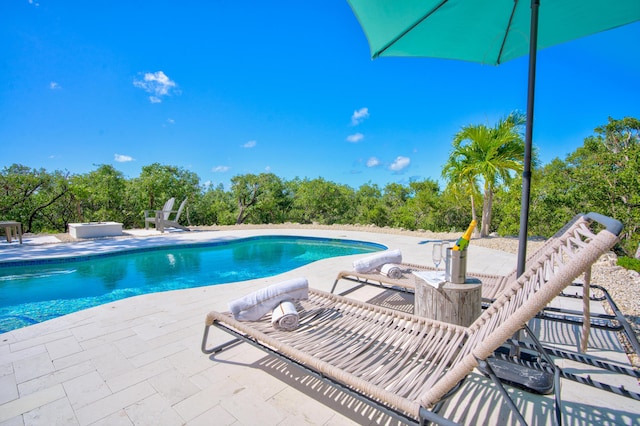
[0,235,385,332]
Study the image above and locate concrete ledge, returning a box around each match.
[68,222,123,239]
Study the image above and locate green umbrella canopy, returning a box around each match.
[348,0,640,64]
[347,0,640,276]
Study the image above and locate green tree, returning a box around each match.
[70,164,126,223]
[354,183,388,227]
[246,173,291,224]
[404,179,442,231]
[191,183,236,225]
[442,156,481,233]
[291,178,356,225]
[444,112,526,237]
[566,117,640,255]
[0,164,71,233]
[382,182,411,229]
[127,163,200,227]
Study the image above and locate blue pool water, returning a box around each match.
[0,236,384,333]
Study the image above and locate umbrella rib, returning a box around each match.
[374,0,449,58]
[496,0,520,65]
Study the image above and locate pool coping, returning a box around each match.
[0,234,387,268]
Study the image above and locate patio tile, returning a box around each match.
[106,358,172,393]
[0,373,18,405]
[45,335,83,360]
[12,352,54,384]
[73,381,156,426]
[0,384,66,423]
[172,377,241,423]
[219,384,285,426]
[146,327,201,352]
[77,328,136,351]
[0,415,23,426]
[127,341,185,369]
[123,393,184,426]
[86,410,133,426]
[8,329,72,352]
[112,334,149,359]
[269,386,339,426]
[71,321,132,344]
[166,348,212,378]
[0,362,13,378]
[91,349,134,382]
[63,371,111,409]
[17,360,94,397]
[52,341,122,371]
[22,396,78,426]
[146,369,200,405]
[0,345,47,367]
[184,404,237,426]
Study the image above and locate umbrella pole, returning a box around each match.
[517,0,540,278]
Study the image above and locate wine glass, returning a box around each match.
[432,242,443,275]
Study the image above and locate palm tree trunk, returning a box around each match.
[481,189,493,237]
[469,194,480,237]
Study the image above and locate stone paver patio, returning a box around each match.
[1,228,639,425]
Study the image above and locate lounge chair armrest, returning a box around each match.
[585,212,623,236]
[144,210,166,218]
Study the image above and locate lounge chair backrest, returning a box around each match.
[481,213,588,300]
[419,212,622,407]
[173,198,187,222]
[161,197,175,220]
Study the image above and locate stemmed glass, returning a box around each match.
[432,242,443,276]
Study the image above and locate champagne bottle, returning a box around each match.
[452,219,477,251]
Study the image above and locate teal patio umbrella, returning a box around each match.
[346,0,640,276]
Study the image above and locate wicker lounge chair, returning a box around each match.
[331,213,635,355]
[201,213,622,425]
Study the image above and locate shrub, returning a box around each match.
[617,256,640,273]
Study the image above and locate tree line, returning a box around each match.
[1,116,638,256]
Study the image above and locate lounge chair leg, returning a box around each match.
[477,358,530,426]
[330,279,339,293]
[201,324,241,354]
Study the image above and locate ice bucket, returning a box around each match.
[445,247,467,284]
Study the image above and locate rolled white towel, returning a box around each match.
[271,300,299,331]
[228,277,309,321]
[353,249,402,273]
[379,263,403,279]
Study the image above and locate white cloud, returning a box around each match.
[389,156,410,172]
[265,166,271,172]
[351,107,369,125]
[114,154,134,163]
[346,133,364,143]
[133,71,177,103]
[28,0,40,6]
[366,157,380,167]
[243,140,257,148]
[167,118,175,124]
[212,165,230,173]
[49,82,61,90]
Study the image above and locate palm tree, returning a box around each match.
[442,155,481,233]
[443,112,526,237]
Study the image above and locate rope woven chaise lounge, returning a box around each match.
[331,213,639,357]
[201,213,622,425]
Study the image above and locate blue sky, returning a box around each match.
[2,1,639,191]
